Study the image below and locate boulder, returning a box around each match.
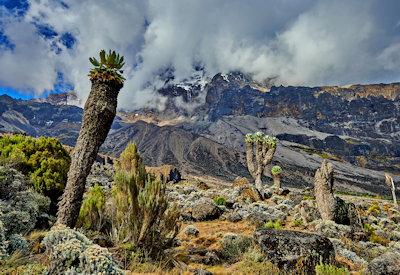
[254,229,335,274]
[314,220,353,239]
[314,161,361,227]
[191,198,222,221]
[366,252,400,275]
[184,225,200,237]
[146,165,182,183]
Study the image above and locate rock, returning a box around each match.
[314,161,361,226]
[330,238,367,268]
[366,252,400,275]
[314,160,336,221]
[334,197,361,227]
[185,225,200,237]
[295,200,321,223]
[191,198,222,221]
[274,188,290,196]
[232,177,250,188]
[314,220,353,239]
[238,186,262,203]
[226,212,242,223]
[193,269,213,275]
[254,229,335,274]
[146,165,182,183]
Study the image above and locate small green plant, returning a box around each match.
[315,263,350,275]
[271,166,282,176]
[363,223,374,235]
[369,234,389,246]
[213,196,227,206]
[367,203,381,215]
[363,223,389,246]
[89,50,125,85]
[293,219,303,227]
[264,220,282,230]
[77,184,107,231]
[303,195,315,200]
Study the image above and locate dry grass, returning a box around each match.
[178,220,255,248]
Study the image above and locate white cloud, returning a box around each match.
[0,0,400,108]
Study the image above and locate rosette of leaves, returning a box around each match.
[271,166,282,176]
[88,50,125,86]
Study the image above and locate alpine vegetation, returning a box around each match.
[271,165,282,190]
[244,132,278,191]
[109,143,180,258]
[57,50,125,227]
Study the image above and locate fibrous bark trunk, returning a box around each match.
[314,160,336,221]
[385,173,398,208]
[245,141,276,192]
[57,80,121,227]
[272,175,281,189]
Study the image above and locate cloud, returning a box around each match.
[1,0,400,108]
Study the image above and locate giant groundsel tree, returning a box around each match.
[244,132,278,191]
[57,50,125,227]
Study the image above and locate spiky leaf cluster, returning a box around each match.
[244,132,278,147]
[88,50,125,86]
[271,165,282,176]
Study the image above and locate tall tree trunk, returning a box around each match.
[57,80,121,227]
[314,160,336,221]
[385,173,398,208]
[272,175,281,189]
[254,141,263,191]
[245,142,256,179]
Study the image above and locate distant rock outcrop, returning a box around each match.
[254,228,335,273]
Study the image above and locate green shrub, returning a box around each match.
[367,203,381,215]
[42,225,123,274]
[213,196,227,206]
[0,167,50,237]
[6,234,28,255]
[78,184,106,231]
[220,233,252,261]
[315,263,350,275]
[264,220,282,230]
[109,143,180,258]
[0,252,47,275]
[236,247,279,274]
[293,219,303,227]
[0,134,70,206]
[369,233,389,246]
[363,223,389,245]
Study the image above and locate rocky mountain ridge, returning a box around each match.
[0,73,399,195]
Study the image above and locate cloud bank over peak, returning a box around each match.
[1,0,400,109]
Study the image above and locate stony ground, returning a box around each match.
[2,163,400,274]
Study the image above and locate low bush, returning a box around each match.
[235,247,279,274]
[0,134,70,207]
[220,233,252,261]
[0,167,50,237]
[78,184,107,231]
[42,225,123,274]
[264,220,282,230]
[213,196,227,206]
[315,263,350,275]
[109,143,180,258]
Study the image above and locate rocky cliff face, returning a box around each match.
[0,73,398,194]
[153,73,400,173]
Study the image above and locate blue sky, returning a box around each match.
[0,0,400,108]
[0,0,75,99]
